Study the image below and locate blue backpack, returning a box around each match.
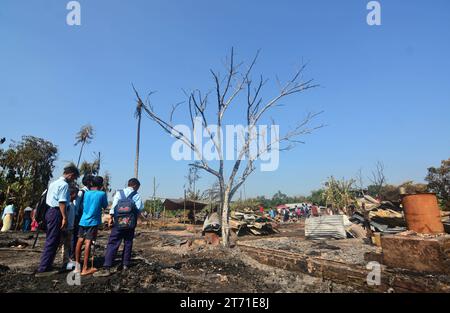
[113,190,138,230]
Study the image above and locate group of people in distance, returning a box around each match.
[0,199,34,233]
[35,164,143,277]
[268,203,320,222]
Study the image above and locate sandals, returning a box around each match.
[80,267,98,276]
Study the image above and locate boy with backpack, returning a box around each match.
[75,176,108,276]
[94,178,143,277]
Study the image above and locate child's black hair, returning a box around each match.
[128,178,141,188]
[69,186,79,195]
[82,174,94,188]
[63,164,80,178]
[92,176,104,188]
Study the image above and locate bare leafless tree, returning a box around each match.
[369,161,386,198]
[202,180,221,203]
[135,49,323,246]
[185,163,201,200]
[356,167,365,196]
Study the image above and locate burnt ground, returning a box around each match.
[0,223,361,293]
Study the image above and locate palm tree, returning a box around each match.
[75,124,94,168]
[79,152,101,176]
[132,85,143,179]
[103,171,112,192]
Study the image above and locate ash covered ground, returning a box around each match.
[0,223,361,293]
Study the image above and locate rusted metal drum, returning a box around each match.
[402,193,444,234]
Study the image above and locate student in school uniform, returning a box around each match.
[35,165,79,277]
[75,176,108,276]
[71,174,93,261]
[94,178,143,277]
[61,186,79,271]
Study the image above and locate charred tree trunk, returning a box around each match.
[76,141,86,168]
[134,112,141,179]
[221,188,231,248]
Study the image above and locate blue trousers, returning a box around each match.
[38,207,62,272]
[22,218,31,232]
[70,216,81,259]
[103,227,135,267]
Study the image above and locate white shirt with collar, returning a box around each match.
[46,177,69,207]
[109,187,143,215]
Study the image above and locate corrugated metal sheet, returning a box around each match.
[305,215,347,239]
[163,198,208,211]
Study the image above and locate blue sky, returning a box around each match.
[1,0,449,200]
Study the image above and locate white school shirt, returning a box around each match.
[46,177,69,207]
[109,187,143,215]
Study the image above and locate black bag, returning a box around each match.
[34,189,49,230]
[114,190,138,230]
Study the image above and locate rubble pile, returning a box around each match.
[230,211,279,236]
[350,195,407,234]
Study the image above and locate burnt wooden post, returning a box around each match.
[183,190,186,225]
[362,202,373,242]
